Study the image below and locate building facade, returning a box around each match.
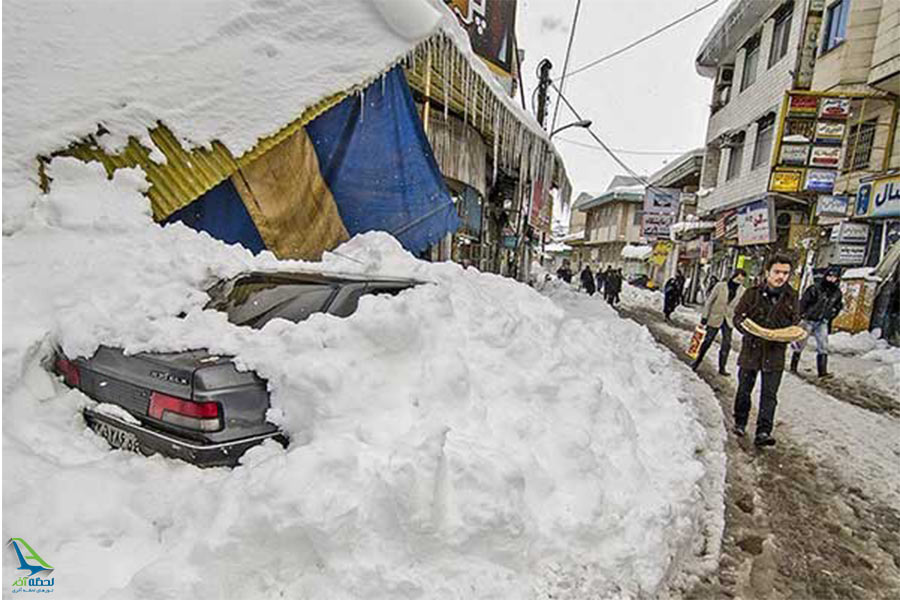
[695,0,811,282]
[572,176,645,269]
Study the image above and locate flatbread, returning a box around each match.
[742,318,808,343]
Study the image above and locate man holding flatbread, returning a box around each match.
[731,254,802,447]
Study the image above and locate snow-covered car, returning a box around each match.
[49,271,421,467]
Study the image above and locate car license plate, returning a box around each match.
[93,420,141,453]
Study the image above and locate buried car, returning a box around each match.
[50,271,422,467]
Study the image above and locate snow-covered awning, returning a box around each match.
[621,245,653,260]
[544,242,572,253]
[670,221,716,237]
[5,0,571,228]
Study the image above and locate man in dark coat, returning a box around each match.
[790,266,844,377]
[580,265,596,295]
[556,261,573,283]
[606,269,623,306]
[596,267,606,296]
[732,254,800,447]
[663,272,685,320]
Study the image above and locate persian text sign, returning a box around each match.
[855,174,900,218]
[816,194,849,217]
[780,145,809,166]
[736,198,774,246]
[805,169,837,193]
[771,169,804,192]
[810,146,842,168]
[642,187,680,240]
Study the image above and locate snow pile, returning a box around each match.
[3,161,723,598]
[829,331,888,356]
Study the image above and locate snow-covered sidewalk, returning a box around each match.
[619,284,900,510]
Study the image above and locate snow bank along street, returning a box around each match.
[3,163,725,597]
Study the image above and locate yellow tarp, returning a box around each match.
[231,128,348,260]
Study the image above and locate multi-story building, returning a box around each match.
[572,176,645,268]
[810,0,899,268]
[695,0,810,280]
[647,148,707,298]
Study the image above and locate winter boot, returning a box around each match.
[817,354,831,378]
[789,352,801,373]
[754,432,776,447]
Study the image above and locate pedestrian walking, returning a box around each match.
[790,266,844,377]
[596,267,606,296]
[607,269,622,306]
[691,269,746,375]
[580,265,596,296]
[663,271,685,320]
[731,254,800,447]
[556,260,573,284]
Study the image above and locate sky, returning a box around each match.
[515,0,730,215]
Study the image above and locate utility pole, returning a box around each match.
[536,59,552,129]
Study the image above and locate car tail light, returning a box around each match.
[55,358,81,387]
[148,392,221,432]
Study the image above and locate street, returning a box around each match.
[617,288,900,599]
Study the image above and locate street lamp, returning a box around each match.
[550,119,592,138]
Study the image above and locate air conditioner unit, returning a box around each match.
[716,66,734,86]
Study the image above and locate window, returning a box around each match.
[843,119,877,171]
[633,209,643,226]
[768,5,793,67]
[752,114,776,169]
[726,132,745,180]
[741,36,760,91]
[822,0,849,53]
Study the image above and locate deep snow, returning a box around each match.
[2,162,725,598]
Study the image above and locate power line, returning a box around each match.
[550,0,583,132]
[554,136,686,156]
[556,0,721,82]
[548,80,674,197]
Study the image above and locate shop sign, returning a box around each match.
[816,194,849,217]
[805,169,837,193]
[819,98,850,119]
[771,169,805,192]
[834,244,866,265]
[784,118,815,142]
[855,174,900,218]
[829,221,869,244]
[814,121,845,145]
[642,213,676,239]
[501,235,518,249]
[779,145,810,166]
[699,241,713,261]
[809,146,842,168]
[788,95,818,115]
[650,240,673,266]
[736,198,774,246]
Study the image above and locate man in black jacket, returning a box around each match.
[732,254,800,447]
[790,266,844,377]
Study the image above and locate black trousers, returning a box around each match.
[734,368,783,436]
[694,322,732,370]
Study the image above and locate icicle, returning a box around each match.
[463,67,469,126]
[381,71,386,97]
[492,110,499,186]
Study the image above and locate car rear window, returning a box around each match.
[207,278,336,328]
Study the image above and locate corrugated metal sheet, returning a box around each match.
[49,92,346,221]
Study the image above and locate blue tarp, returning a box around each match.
[163,178,266,253]
[307,66,459,254]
